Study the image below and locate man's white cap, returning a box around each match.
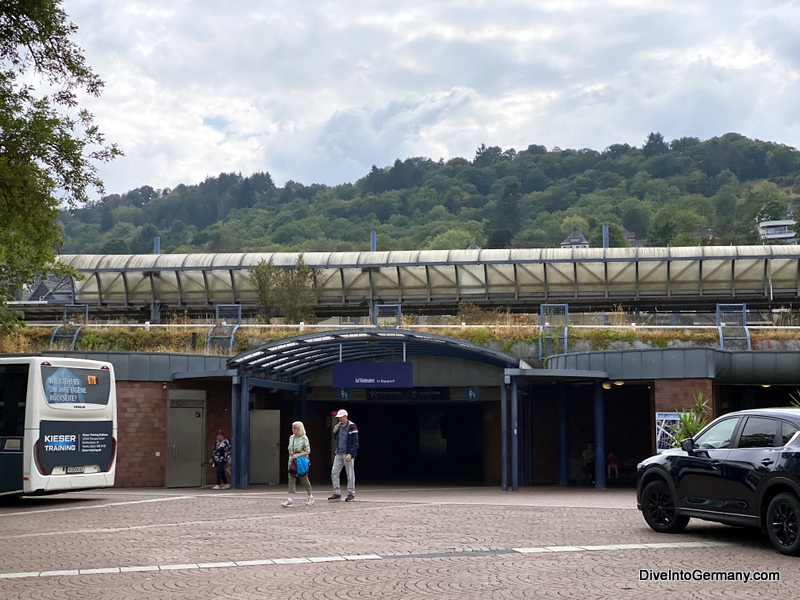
[335,409,348,418]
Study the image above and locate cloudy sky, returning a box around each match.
[63,0,800,198]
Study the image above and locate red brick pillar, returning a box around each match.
[649,378,714,454]
[653,378,714,415]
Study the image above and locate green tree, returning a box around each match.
[560,215,590,239]
[0,1,120,331]
[649,207,707,246]
[130,224,160,254]
[738,182,790,242]
[248,255,317,323]
[249,259,283,321]
[642,132,669,158]
[491,182,521,234]
[425,228,484,250]
[756,199,788,223]
[273,255,318,323]
[486,228,514,249]
[588,223,630,247]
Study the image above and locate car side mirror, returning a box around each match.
[680,438,695,453]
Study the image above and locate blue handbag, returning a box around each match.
[294,455,309,477]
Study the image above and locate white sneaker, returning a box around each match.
[222,484,231,489]
[212,485,221,490]
[281,499,293,507]
[305,496,315,506]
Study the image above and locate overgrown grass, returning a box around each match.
[1,324,798,355]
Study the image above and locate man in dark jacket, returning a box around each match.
[329,409,359,501]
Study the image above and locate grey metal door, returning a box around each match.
[249,410,280,484]
[167,393,206,487]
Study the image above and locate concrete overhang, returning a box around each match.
[172,369,237,380]
[505,368,609,383]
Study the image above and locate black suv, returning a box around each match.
[637,407,800,555]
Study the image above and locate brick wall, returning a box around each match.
[653,378,714,415]
[646,378,714,455]
[115,382,167,487]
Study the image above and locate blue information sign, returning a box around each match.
[465,386,481,400]
[332,362,413,388]
[337,388,352,400]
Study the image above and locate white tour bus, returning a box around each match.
[0,356,117,496]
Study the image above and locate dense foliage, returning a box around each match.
[59,132,800,255]
[249,255,317,323]
[1,0,119,332]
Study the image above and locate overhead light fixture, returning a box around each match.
[614,381,624,386]
[602,382,613,390]
[762,384,772,388]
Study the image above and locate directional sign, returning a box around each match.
[465,386,481,400]
[367,388,450,401]
[337,388,352,401]
[332,362,413,388]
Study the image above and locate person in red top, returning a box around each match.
[328,409,359,502]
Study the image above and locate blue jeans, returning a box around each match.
[331,454,355,495]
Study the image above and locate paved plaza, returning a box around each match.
[0,485,795,599]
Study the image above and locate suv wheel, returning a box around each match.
[767,492,800,556]
[641,480,689,533]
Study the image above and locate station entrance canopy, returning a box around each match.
[225,329,522,488]
[227,328,521,388]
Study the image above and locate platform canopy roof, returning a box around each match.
[228,328,520,384]
[53,244,800,316]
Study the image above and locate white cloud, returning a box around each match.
[60,0,800,196]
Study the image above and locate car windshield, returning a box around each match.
[693,417,738,450]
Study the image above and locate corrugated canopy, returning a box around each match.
[228,329,520,383]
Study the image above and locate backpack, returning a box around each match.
[294,455,309,477]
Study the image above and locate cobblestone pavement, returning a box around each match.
[0,485,795,599]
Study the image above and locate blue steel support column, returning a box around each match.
[593,381,606,489]
[501,378,508,491]
[230,376,240,488]
[511,376,519,492]
[235,375,250,489]
[558,384,569,487]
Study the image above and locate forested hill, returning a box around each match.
[58,132,800,255]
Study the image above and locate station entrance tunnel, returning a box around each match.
[251,381,654,488]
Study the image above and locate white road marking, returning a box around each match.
[0,496,194,517]
[0,542,730,581]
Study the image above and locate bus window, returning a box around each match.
[0,363,28,437]
[41,365,111,406]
